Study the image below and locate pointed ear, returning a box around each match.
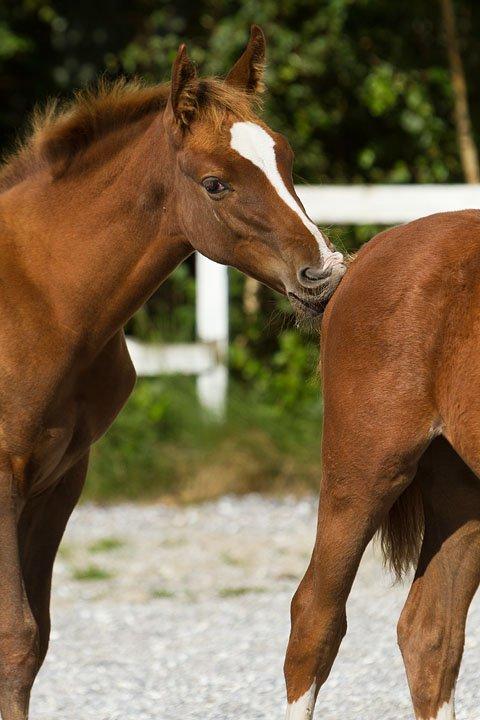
[225,25,266,94]
[169,43,197,127]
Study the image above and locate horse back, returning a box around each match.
[321,208,480,444]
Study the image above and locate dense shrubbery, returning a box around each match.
[87,376,324,502]
[1,1,477,498]
[2,1,476,183]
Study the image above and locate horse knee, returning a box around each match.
[0,618,39,690]
[290,572,312,623]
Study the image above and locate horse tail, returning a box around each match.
[377,477,424,581]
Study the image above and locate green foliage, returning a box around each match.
[230,326,320,409]
[0,22,30,60]
[1,0,477,183]
[126,260,196,342]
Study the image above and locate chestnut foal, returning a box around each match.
[285,209,480,720]
[0,27,345,719]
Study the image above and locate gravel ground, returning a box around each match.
[30,495,480,719]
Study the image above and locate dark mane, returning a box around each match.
[0,77,258,192]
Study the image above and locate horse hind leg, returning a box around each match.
[284,408,432,719]
[397,437,480,720]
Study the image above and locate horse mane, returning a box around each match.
[0,77,259,192]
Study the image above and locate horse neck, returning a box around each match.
[3,114,192,351]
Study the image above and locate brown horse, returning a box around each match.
[0,26,346,720]
[284,209,480,720]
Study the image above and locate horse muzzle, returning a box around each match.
[288,260,346,318]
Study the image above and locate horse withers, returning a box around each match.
[285,209,480,720]
[0,26,345,720]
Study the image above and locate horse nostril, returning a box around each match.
[298,265,332,286]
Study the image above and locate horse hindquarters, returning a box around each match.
[397,437,480,720]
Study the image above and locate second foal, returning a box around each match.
[285,209,480,720]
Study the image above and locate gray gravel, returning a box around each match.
[30,495,480,719]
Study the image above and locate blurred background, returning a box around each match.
[1,0,478,504]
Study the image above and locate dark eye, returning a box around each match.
[202,176,229,196]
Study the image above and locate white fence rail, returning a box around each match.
[127,184,480,415]
[298,184,480,224]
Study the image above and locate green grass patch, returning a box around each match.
[218,586,267,598]
[88,537,125,554]
[72,565,114,582]
[151,588,175,599]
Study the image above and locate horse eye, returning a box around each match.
[202,176,228,196]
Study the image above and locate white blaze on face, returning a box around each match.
[285,683,316,720]
[230,121,342,268]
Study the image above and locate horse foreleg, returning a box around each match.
[397,438,480,720]
[18,454,88,667]
[0,460,39,720]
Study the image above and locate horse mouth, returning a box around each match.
[287,291,331,317]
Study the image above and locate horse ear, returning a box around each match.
[169,43,197,127]
[225,25,266,94]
